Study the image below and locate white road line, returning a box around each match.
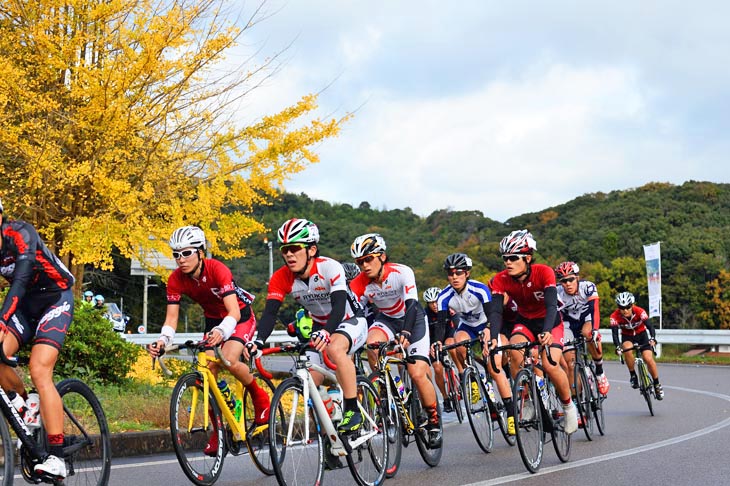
[467,383,730,486]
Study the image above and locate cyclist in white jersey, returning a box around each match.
[349,233,442,448]
[434,253,515,435]
[249,219,368,434]
[555,262,610,396]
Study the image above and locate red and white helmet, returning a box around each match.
[277,218,320,245]
[499,229,536,256]
[555,261,580,279]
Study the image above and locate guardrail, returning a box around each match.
[122,328,730,351]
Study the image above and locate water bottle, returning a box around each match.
[485,380,497,404]
[536,375,549,405]
[7,391,28,420]
[328,386,343,422]
[318,386,334,416]
[217,380,237,412]
[24,393,41,429]
[394,375,405,399]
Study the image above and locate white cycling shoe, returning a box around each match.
[562,401,579,434]
[34,455,66,479]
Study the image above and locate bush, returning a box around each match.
[57,301,139,384]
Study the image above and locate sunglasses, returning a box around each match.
[446,269,467,277]
[172,249,197,259]
[559,277,577,284]
[502,255,522,262]
[280,244,307,255]
[619,305,633,310]
[356,254,380,266]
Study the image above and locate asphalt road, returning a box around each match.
[52,361,730,486]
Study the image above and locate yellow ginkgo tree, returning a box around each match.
[0,0,347,289]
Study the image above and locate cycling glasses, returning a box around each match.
[618,305,633,310]
[446,269,467,277]
[280,244,307,255]
[502,255,522,262]
[356,254,380,266]
[559,277,577,284]
[172,249,197,260]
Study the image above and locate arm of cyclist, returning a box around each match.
[147,303,181,358]
[310,289,348,352]
[611,326,621,352]
[244,298,282,359]
[206,293,241,347]
[538,286,559,346]
[645,316,658,345]
[486,293,505,349]
[397,298,420,347]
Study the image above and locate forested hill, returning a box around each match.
[129,181,730,331]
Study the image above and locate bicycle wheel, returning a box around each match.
[170,373,225,486]
[0,410,13,485]
[638,361,654,416]
[462,367,494,453]
[512,369,543,473]
[46,379,111,486]
[446,366,464,424]
[369,372,401,478]
[573,364,594,441]
[242,373,281,476]
[409,384,442,467]
[269,377,324,486]
[586,366,606,435]
[346,376,388,486]
[546,380,571,463]
[488,376,516,446]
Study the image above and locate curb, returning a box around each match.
[112,430,173,457]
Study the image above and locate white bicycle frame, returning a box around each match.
[287,352,379,457]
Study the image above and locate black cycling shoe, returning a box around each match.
[337,409,363,435]
[426,422,442,449]
[442,399,454,414]
[630,375,639,389]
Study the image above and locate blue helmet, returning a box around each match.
[84,290,94,298]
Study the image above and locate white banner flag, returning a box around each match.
[643,242,662,319]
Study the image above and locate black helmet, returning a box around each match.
[342,262,361,281]
[443,253,472,270]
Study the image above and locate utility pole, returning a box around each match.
[264,238,273,281]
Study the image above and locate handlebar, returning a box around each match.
[155,340,272,379]
[366,340,417,365]
[617,343,656,364]
[487,338,557,374]
[259,341,338,378]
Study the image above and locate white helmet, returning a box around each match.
[423,287,441,303]
[350,233,387,259]
[499,229,537,256]
[169,226,206,251]
[615,292,635,308]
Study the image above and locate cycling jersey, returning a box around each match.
[426,305,455,344]
[257,256,364,341]
[0,219,75,350]
[557,279,600,331]
[433,279,490,342]
[488,263,559,340]
[167,258,254,319]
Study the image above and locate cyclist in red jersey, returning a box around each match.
[486,229,578,434]
[147,226,270,454]
[610,292,664,399]
[249,219,368,435]
[0,200,76,479]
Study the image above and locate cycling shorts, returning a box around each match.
[511,314,564,349]
[455,321,487,340]
[621,330,653,352]
[369,315,430,363]
[204,314,257,344]
[7,289,74,351]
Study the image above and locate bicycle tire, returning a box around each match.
[269,377,324,486]
[346,376,388,486]
[487,375,516,446]
[586,365,606,435]
[170,373,225,486]
[462,367,494,453]
[368,372,402,479]
[46,379,111,486]
[512,369,543,473]
[638,360,654,416]
[242,373,281,476]
[408,382,442,467]
[573,363,594,441]
[545,379,571,463]
[446,365,464,424]
[0,410,12,486]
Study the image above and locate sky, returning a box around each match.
[230,0,730,222]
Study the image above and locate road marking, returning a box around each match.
[467,383,730,485]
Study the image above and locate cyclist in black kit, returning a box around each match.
[0,199,75,479]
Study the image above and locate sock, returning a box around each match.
[48,434,64,458]
[503,397,514,417]
[426,404,439,425]
[594,358,604,375]
[653,377,660,385]
[344,397,357,412]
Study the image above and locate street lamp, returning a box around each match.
[263,237,273,281]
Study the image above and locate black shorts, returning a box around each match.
[7,289,74,351]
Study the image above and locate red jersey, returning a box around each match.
[490,264,556,319]
[609,305,649,336]
[166,258,253,319]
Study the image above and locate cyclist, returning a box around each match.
[146,225,270,455]
[423,286,457,413]
[93,294,105,309]
[610,292,664,399]
[342,262,361,284]
[486,229,579,434]
[82,290,95,307]
[248,218,368,435]
[434,253,515,434]
[554,261,610,396]
[349,233,442,448]
[0,199,75,478]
